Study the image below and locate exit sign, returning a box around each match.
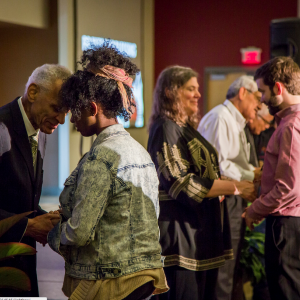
[240,47,262,64]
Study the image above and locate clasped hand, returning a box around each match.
[242,207,263,230]
[25,212,61,246]
[253,167,262,183]
[235,180,256,202]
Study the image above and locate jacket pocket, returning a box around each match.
[60,168,79,218]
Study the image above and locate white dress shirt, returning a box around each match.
[18,97,39,174]
[18,97,39,138]
[198,100,255,181]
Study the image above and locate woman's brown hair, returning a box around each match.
[148,66,199,130]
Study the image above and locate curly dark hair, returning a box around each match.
[254,56,300,95]
[60,42,140,121]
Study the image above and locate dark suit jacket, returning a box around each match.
[0,98,46,297]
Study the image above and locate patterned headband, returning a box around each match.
[88,65,134,116]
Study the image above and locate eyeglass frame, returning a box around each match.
[245,88,261,104]
[257,114,274,126]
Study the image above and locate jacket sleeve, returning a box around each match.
[49,157,111,249]
[148,121,215,209]
[36,205,47,216]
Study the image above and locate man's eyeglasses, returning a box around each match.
[257,114,274,125]
[246,89,261,103]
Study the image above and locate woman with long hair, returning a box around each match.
[147,66,255,300]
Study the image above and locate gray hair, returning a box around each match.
[25,64,71,94]
[226,75,258,99]
[257,103,270,117]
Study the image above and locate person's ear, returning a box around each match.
[273,82,283,96]
[238,87,247,100]
[27,83,39,103]
[90,101,98,116]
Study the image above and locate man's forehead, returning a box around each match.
[53,79,63,93]
[45,80,63,100]
[255,78,265,87]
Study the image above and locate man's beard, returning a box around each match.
[267,103,281,116]
[267,93,281,116]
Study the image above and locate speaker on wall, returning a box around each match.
[270,18,300,66]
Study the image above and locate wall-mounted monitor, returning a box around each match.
[82,35,144,128]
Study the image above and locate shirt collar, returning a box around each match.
[18,97,39,137]
[92,124,129,148]
[275,103,300,125]
[223,99,246,131]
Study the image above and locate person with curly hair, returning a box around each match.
[147,66,256,300]
[48,44,168,300]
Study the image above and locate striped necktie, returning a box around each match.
[29,133,38,166]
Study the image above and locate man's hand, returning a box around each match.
[48,209,62,226]
[242,207,263,230]
[235,180,256,202]
[253,167,262,183]
[48,210,60,215]
[25,213,60,245]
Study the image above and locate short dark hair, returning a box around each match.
[254,56,300,95]
[59,42,140,121]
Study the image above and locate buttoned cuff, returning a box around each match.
[249,164,255,171]
[48,216,63,254]
[241,169,255,181]
[247,200,266,220]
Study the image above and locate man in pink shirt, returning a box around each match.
[243,56,300,300]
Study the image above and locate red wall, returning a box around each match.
[154,0,297,108]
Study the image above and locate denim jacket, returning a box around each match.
[48,124,163,280]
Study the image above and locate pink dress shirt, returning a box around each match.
[247,103,300,219]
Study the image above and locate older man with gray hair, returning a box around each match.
[0,64,71,297]
[198,75,261,300]
[248,103,274,135]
